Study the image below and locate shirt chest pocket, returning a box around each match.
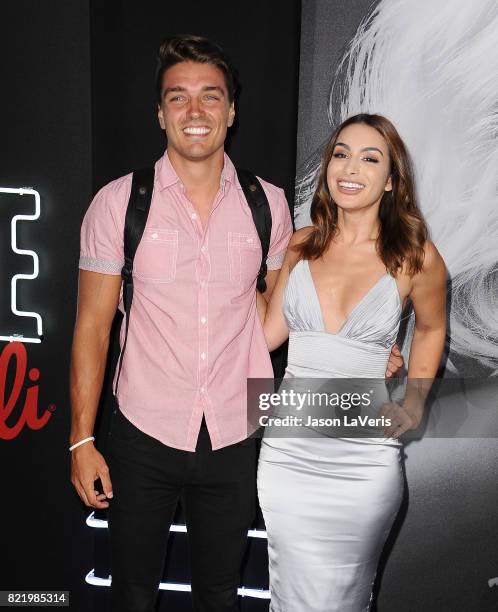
[228,232,262,285]
[134,228,178,283]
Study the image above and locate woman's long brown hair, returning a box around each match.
[295,114,428,276]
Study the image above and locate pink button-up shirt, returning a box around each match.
[79,151,293,450]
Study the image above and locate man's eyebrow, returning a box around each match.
[162,85,225,97]
[334,142,384,156]
[162,86,186,97]
[202,85,226,97]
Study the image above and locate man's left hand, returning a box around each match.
[385,344,403,378]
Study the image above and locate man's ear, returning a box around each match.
[158,105,165,130]
[227,102,235,128]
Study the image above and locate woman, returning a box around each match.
[257,114,446,611]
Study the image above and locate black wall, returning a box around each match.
[0,2,94,610]
[0,2,300,611]
[90,0,300,202]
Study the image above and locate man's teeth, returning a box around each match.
[183,127,211,135]
[338,181,365,189]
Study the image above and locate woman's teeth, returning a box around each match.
[338,181,365,190]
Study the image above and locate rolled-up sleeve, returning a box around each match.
[265,187,293,270]
[79,175,131,275]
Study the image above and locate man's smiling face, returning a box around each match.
[157,60,235,164]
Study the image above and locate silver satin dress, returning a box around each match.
[258,259,404,612]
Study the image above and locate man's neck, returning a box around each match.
[167,148,225,194]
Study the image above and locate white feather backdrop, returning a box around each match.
[295,0,498,372]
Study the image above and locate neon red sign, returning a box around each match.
[0,342,53,440]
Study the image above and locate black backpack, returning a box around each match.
[115,167,272,392]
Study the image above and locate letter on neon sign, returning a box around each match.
[0,187,43,343]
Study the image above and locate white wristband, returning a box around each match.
[69,436,95,452]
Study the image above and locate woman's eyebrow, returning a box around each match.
[334,142,384,156]
[361,147,384,156]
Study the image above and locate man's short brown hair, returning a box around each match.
[156,34,237,104]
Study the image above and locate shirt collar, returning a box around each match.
[156,150,237,191]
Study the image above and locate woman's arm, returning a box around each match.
[407,241,447,379]
[383,241,447,437]
[256,290,268,327]
[258,254,292,352]
[405,241,447,416]
[257,227,313,352]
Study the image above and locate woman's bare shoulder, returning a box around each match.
[284,226,314,273]
[289,225,314,247]
[398,241,446,296]
[421,240,445,271]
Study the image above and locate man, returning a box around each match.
[70,34,291,612]
[70,34,402,612]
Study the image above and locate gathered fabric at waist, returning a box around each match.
[286,331,391,379]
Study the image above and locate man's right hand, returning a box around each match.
[71,443,113,509]
[70,270,121,510]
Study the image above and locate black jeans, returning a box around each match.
[106,407,257,612]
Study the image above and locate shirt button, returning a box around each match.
[191,213,197,219]
[200,245,207,253]
[200,352,206,360]
[200,386,205,393]
[201,316,207,324]
[200,280,206,287]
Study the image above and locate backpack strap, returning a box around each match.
[236,168,272,293]
[114,167,154,395]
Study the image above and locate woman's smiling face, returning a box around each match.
[327,122,392,212]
